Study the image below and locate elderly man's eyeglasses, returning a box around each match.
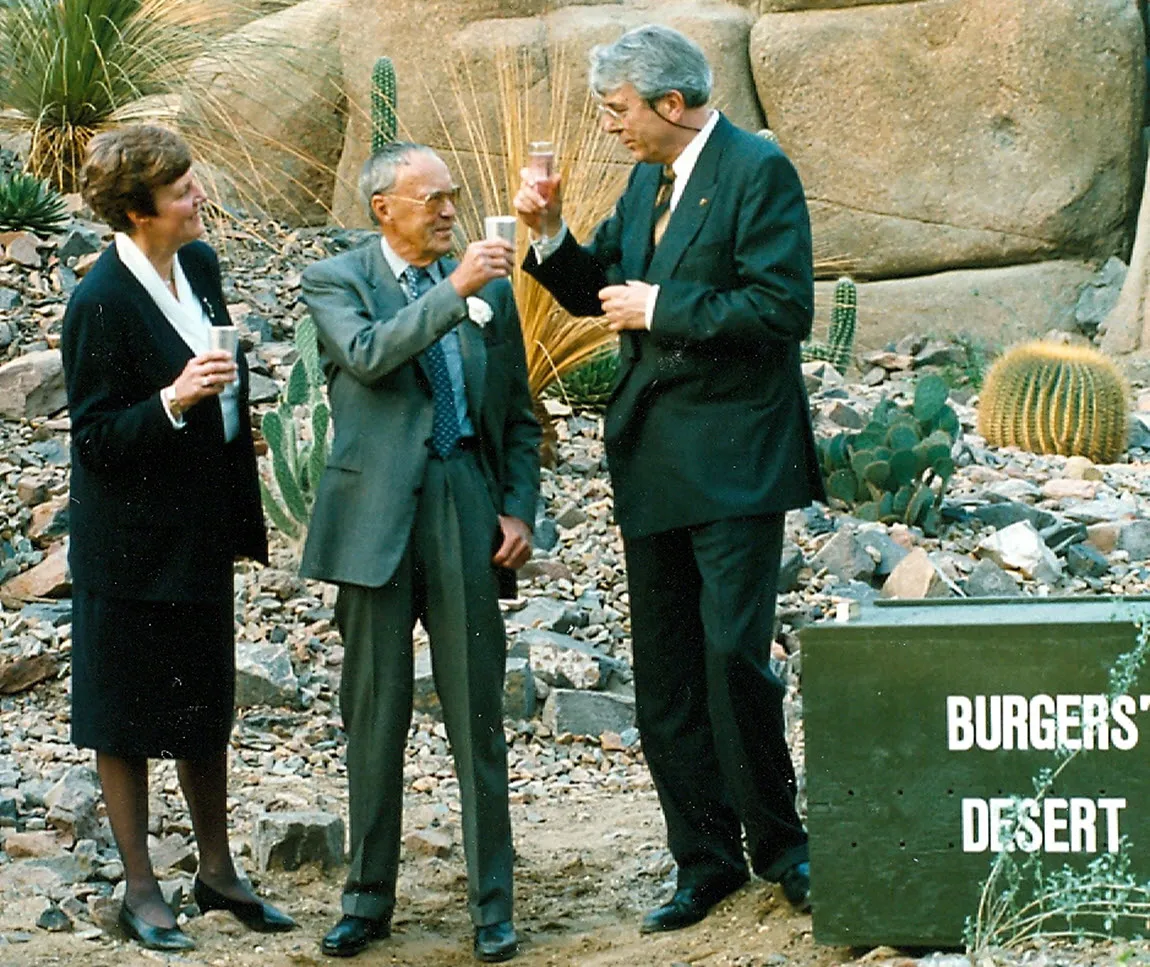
[381,186,461,212]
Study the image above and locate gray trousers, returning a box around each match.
[334,451,513,926]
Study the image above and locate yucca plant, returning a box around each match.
[0,0,317,202]
[258,314,330,542]
[0,171,68,234]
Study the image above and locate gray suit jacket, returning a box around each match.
[299,239,540,589]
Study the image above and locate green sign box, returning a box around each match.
[801,596,1150,947]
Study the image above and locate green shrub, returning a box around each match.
[818,374,960,536]
[259,314,329,542]
[0,171,68,235]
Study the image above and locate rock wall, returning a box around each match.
[203,0,1146,349]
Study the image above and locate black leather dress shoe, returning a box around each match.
[779,861,811,912]
[193,877,297,932]
[474,920,518,962]
[639,873,749,934]
[321,915,390,958]
[118,902,196,952]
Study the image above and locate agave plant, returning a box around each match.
[0,171,68,234]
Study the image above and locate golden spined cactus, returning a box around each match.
[977,340,1129,464]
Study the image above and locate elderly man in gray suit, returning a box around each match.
[300,141,540,963]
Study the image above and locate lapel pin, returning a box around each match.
[699,198,709,207]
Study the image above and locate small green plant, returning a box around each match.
[370,56,397,151]
[259,314,329,542]
[0,171,68,234]
[802,276,857,373]
[551,348,618,409]
[967,620,1150,954]
[818,373,959,535]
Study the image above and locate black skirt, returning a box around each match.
[70,589,235,759]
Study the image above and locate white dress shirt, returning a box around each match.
[533,109,720,328]
[115,233,239,442]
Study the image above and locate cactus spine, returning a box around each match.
[802,276,857,373]
[977,341,1129,464]
[371,56,397,152]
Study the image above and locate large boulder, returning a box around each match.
[751,0,1144,278]
[814,260,1097,353]
[183,0,347,224]
[333,1,763,225]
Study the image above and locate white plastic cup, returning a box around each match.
[484,215,518,246]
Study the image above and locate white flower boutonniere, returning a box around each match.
[466,297,493,328]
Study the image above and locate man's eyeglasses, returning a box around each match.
[380,186,461,212]
[594,94,667,121]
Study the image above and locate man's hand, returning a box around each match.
[492,515,532,570]
[599,281,652,331]
[448,239,514,298]
[513,168,563,238]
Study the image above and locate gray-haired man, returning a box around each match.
[515,24,822,932]
[303,142,540,962]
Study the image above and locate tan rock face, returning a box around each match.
[813,261,1096,354]
[751,0,1144,278]
[334,1,763,225]
[184,0,347,225]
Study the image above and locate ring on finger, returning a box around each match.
[201,377,210,388]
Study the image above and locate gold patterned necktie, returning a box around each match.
[652,165,675,247]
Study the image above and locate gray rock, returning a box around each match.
[1130,413,1150,451]
[977,520,1063,583]
[0,287,20,311]
[985,479,1042,503]
[1074,256,1125,336]
[252,810,344,872]
[503,657,535,720]
[18,601,72,628]
[1061,495,1140,524]
[972,501,1057,532]
[528,642,602,691]
[235,640,300,708]
[532,516,559,551]
[43,766,100,840]
[542,689,636,737]
[857,528,909,577]
[554,502,587,529]
[506,598,583,634]
[826,401,865,429]
[812,529,876,584]
[247,372,281,404]
[778,542,804,593]
[963,558,1021,597]
[0,350,66,420]
[36,906,72,933]
[57,226,103,262]
[1066,543,1111,579]
[515,627,602,657]
[1039,518,1087,555]
[1117,520,1150,561]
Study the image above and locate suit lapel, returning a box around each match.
[107,247,193,376]
[646,114,730,281]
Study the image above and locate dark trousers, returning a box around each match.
[624,512,808,888]
[334,452,513,926]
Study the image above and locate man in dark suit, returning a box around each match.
[301,142,539,962]
[514,24,825,934]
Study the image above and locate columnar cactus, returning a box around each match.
[803,276,857,373]
[977,340,1129,464]
[371,56,397,152]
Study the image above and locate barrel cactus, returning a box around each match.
[818,374,960,536]
[977,340,1128,464]
[802,277,857,373]
[371,56,397,152]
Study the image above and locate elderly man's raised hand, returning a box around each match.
[513,168,563,238]
[448,239,514,298]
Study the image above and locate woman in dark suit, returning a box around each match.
[61,124,295,951]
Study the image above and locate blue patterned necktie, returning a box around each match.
[400,265,461,457]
